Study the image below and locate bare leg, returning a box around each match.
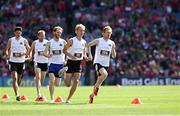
[64,73,73,87]
[11,71,19,97]
[89,68,108,103]
[66,73,81,102]
[94,68,108,88]
[55,78,61,87]
[17,74,23,86]
[35,68,42,97]
[41,71,46,84]
[49,73,55,101]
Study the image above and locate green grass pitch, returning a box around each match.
[0,86,180,116]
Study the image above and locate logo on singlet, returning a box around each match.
[82,43,85,47]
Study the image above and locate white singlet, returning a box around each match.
[9,36,27,63]
[67,37,86,60]
[93,37,113,67]
[49,38,66,64]
[34,39,49,63]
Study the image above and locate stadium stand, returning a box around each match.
[0,0,179,83]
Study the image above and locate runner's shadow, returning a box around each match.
[1,100,89,106]
[67,102,88,105]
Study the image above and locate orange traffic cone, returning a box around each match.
[55,97,64,103]
[131,98,143,104]
[2,93,10,100]
[20,95,28,101]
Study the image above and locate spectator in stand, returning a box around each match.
[0,0,179,82]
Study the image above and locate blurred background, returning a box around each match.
[0,0,179,86]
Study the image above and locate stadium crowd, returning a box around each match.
[0,0,179,80]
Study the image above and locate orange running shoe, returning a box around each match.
[93,87,99,96]
[89,95,94,104]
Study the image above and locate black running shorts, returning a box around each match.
[9,62,25,74]
[35,62,48,71]
[94,63,108,76]
[66,59,82,73]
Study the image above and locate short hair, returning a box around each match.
[53,26,63,32]
[14,26,22,32]
[75,24,85,30]
[102,26,112,33]
[37,30,45,35]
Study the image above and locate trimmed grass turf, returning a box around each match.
[0,86,180,116]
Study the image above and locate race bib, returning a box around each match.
[38,51,44,56]
[74,53,82,58]
[52,50,61,55]
[100,50,110,56]
[13,53,21,57]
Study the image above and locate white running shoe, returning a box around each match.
[58,66,68,77]
[65,100,71,104]
[50,99,54,103]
